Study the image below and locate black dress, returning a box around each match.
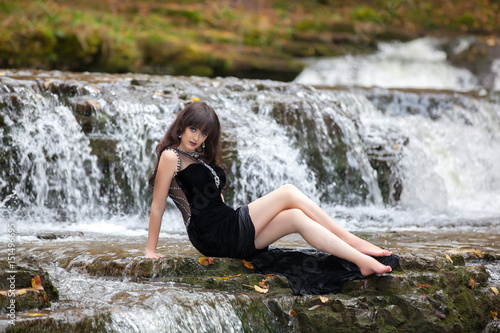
[166,148,400,295]
[167,148,258,259]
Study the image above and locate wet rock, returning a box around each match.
[36,231,84,240]
[3,312,112,333]
[43,248,500,332]
[0,257,59,312]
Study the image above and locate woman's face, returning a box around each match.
[179,126,208,152]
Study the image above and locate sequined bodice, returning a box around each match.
[166,148,227,227]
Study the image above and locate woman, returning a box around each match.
[145,101,393,277]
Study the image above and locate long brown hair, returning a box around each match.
[148,101,222,187]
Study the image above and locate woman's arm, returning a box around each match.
[145,150,178,259]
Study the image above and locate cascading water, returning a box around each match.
[1,37,500,330]
[294,37,486,91]
[1,69,500,232]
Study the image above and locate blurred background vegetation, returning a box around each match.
[1,0,499,81]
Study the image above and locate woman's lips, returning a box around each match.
[189,141,197,146]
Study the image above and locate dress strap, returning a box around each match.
[165,148,181,174]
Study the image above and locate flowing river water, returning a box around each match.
[1,37,500,331]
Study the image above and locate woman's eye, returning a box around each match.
[202,132,208,137]
[190,127,196,132]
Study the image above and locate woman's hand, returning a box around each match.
[145,249,166,259]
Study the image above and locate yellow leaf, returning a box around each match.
[214,274,241,280]
[258,279,268,289]
[289,310,298,317]
[491,287,499,295]
[28,313,42,316]
[32,275,44,291]
[198,257,214,266]
[308,305,321,311]
[0,290,8,296]
[468,278,476,289]
[447,249,484,258]
[241,259,254,269]
[319,296,329,303]
[192,97,200,101]
[16,289,27,295]
[253,285,269,294]
[491,310,498,320]
[43,80,53,89]
[445,254,453,264]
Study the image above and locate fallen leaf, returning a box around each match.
[11,289,27,295]
[319,296,329,303]
[32,275,44,291]
[393,274,405,278]
[0,290,8,296]
[214,274,241,280]
[435,310,446,319]
[192,97,200,101]
[253,285,269,294]
[265,274,275,278]
[241,260,254,269]
[198,257,214,266]
[308,305,321,311]
[436,290,444,295]
[43,80,53,89]
[290,310,298,317]
[417,284,430,288]
[491,310,498,320]
[258,279,268,289]
[447,249,484,258]
[468,278,476,289]
[491,287,499,295]
[445,254,453,264]
[391,145,399,150]
[28,313,42,316]
[242,283,269,294]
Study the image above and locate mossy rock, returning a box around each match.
[0,257,59,312]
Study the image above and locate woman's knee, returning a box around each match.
[278,184,301,201]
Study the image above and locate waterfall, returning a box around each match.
[294,37,484,91]
[1,70,500,233]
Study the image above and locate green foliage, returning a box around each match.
[1,0,499,79]
[351,5,382,23]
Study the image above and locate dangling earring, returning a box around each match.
[202,142,205,149]
[178,134,182,139]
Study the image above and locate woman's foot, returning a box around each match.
[348,237,393,257]
[357,255,393,276]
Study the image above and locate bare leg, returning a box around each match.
[253,208,392,276]
[248,184,392,257]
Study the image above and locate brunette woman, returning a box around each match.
[145,101,392,276]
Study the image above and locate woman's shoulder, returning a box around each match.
[159,148,180,169]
